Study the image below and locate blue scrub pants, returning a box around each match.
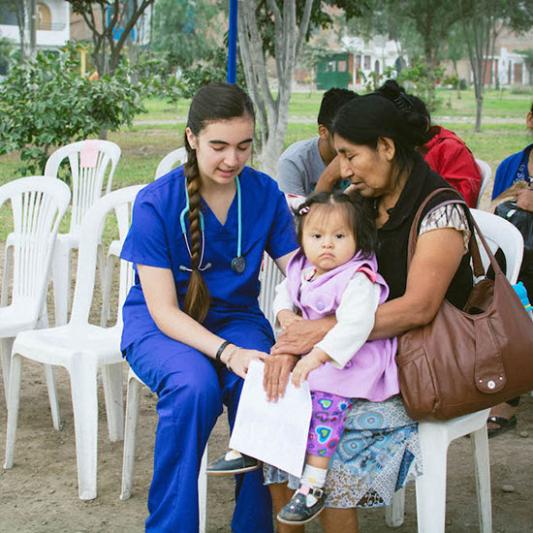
[126,320,274,533]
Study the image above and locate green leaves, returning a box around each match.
[0,45,144,177]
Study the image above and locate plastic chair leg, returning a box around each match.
[1,243,13,306]
[101,363,124,442]
[52,241,71,326]
[4,352,23,469]
[69,359,98,500]
[43,364,61,430]
[0,337,14,405]
[415,430,448,533]
[385,487,405,528]
[199,446,208,533]
[120,375,141,501]
[471,426,492,533]
[100,254,115,327]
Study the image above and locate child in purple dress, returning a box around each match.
[273,192,399,525]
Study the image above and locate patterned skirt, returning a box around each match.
[263,395,422,508]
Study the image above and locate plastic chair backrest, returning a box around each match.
[258,254,285,328]
[44,140,121,233]
[154,147,187,180]
[471,208,523,284]
[474,158,492,208]
[69,185,144,327]
[0,177,70,316]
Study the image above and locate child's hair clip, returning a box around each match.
[298,205,310,215]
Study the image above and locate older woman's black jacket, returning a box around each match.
[375,154,473,309]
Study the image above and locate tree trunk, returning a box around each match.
[452,59,461,99]
[474,94,483,133]
[238,0,313,177]
[28,0,37,59]
[460,0,494,133]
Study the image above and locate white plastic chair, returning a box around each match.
[100,147,187,324]
[475,158,492,208]
[43,140,121,326]
[385,209,524,533]
[0,177,70,406]
[258,254,286,327]
[120,368,209,533]
[154,146,187,180]
[4,184,143,500]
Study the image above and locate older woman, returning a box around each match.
[263,89,474,532]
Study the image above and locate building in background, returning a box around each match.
[444,28,532,88]
[314,35,403,91]
[0,1,70,52]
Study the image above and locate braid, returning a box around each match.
[183,134,211,322]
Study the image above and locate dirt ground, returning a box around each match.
[1,189,533,533]
[0,360,533,533]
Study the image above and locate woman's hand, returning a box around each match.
[277,309,302,330]
[263,354,299,402]
[291,349,330,387]
[224,347,266,379]
[271,317,335,356]
[516,188,533,213]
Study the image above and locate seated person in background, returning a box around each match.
[487,101,533,439]
[377,80,482,208]
[276,88,357,196]
[492,102,533,202]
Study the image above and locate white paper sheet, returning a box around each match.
[229,360,312,478]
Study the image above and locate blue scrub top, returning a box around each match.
[120,165,298,352]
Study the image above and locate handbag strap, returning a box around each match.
[407,188,490,279]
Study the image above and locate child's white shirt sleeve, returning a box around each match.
[315,272,380,369]
[272,278,295,321]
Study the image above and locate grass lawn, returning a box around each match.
[0,87,531,241]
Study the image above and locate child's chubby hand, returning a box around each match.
[291,348,331,387]
[277,309,303,330]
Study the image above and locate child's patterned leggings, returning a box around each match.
[307,391,354,458]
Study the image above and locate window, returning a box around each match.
[338,60,347,72]
[37,2,52,30]
[364,55,371,70]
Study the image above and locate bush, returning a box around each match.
[0,45,144,176]
[180,48,246,99]
[397,61,444,111]
[133,50,183,103]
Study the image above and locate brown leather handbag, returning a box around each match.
[396,189,533,420]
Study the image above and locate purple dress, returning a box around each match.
[285,250,399,401]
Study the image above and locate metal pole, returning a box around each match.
[227,0,238,83]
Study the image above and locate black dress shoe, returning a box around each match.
[206,452,260,476]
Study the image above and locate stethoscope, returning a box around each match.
[179,176,246,274]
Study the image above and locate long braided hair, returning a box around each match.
[182,83,255,322]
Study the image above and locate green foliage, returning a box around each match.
[0,37,13,75]
[0,45,144,176]
[180,48,246,99]
[257,0,367,57]
[442,74,460,89]
[397,61,444,111]
[133,50,183,103]
[151,0,221,69]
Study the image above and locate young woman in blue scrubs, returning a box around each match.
[120,83,298,532]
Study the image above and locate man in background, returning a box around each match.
[276,88,357,196]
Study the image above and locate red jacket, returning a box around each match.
[423,127,482,207]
